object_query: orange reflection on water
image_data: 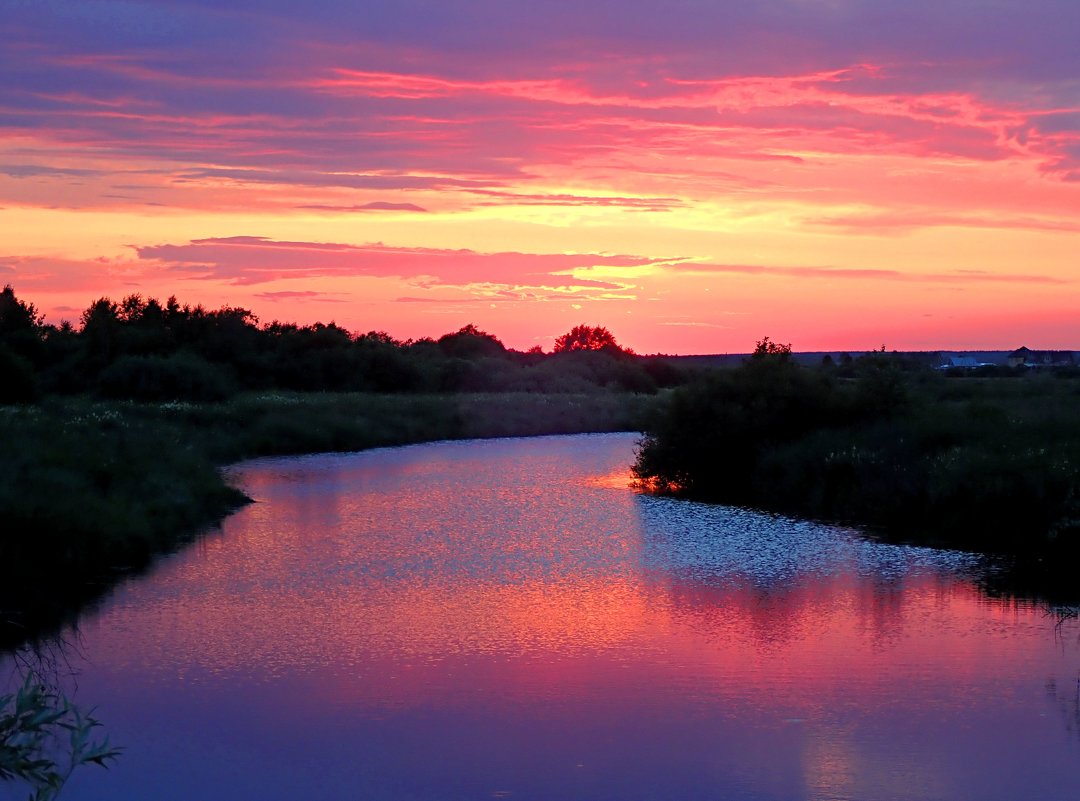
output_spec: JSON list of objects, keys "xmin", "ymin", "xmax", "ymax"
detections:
[
  {"xmin": 582, "ymin": 467, "xmax": 638, "ymax": 490},
  {"xmin": 95, "ymin": 508, "xmax": 1055, "ymax": 715},
  {"xmin": 66, "ymin": 434, "xmax": 1080, "ymax": 801}
]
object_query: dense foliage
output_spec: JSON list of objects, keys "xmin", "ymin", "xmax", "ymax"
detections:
[
  {"xmin": 552, "ymin": 324, "xmax": 627, "ymax": 354},
  {"xmin": 0, "ymin": 287, "xmax": 689, "ymax": 400},
  {"xmin": 634, "ymin": 342, "xmax": 1080, "ymax": 556}
]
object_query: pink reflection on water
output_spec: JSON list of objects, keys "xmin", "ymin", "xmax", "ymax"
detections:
[{"xmin": 59, "ymin": 434, "xmax": 1080, "ymax": 801}]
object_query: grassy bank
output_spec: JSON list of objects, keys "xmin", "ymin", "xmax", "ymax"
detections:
[
  {"xmin": 1, "ymin": 391, "xmax": 655, "ymax": 650},
  {"xmin": 634, "ymin": 354, "xmax": 1080, "ymax": 558}
]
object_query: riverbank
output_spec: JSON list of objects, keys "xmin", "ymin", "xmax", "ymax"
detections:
[
  {"xmin": 634, "ymin": 355, "xmax": 1080, "ymax": 559},
  {"xmin": 1, "ymin": 391, "xmax": 657, "ymax": 650}
]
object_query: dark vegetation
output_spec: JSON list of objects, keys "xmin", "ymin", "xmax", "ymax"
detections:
[
  {"xmin": 4, "ymin": 283, "xmax": 1078, "ymax": 644},
  {"xmin": 635, "ymin": 338, "xmax": 1080, "ymax": 563},
  {"xmin": 0, "ymin": 287, "xmax": 686, "ymax": 400},
  {"xmin": 0, "ymin": 286, "xmax": 674, "ymax": 651}
]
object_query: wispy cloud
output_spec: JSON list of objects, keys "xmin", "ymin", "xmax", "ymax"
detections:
[
  {"xmin": 253, "ymin": 290, "xmax": 348, "ymax": 302},
  {"xmin": 680, "ymin": 263, "xmax": 1071, "ymax": 285},
  {"xmin": 297, "ymin": 202, "xmax": 428, "ymax": 213},
  {"xmin": 803, "ymin": 210, "xmax": 1080, "ymax": 234},
  {"xmin": 0, "ymin": 164, "xmax": 105, "ymax": 179},
  {"xmin": 134, "ymin": 236, "xmax": 656, "ymax": 294},
  {"xmin": 464, "ymin": 189, "xmax": 684, "ymax": 211},
  {"xmin": 659, "ymin": 320, "xmax": 732, "ymax": 328}
]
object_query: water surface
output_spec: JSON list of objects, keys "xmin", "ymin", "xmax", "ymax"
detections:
[{"xmin": 6, "ymin": 433, "xmax": 1080, "ymax": 800}]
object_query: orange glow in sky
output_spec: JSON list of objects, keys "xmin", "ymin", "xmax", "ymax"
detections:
[{"xmin": 3, "ymin": 3, "xmax": 1078, "ymax": 352}]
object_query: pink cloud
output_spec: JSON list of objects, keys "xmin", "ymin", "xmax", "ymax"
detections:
[
  {"xmin": 134, "ymin": 236, "xmax": 663, "ymax": 288},
  {"xmin": 297, "ymin": 202, "xmax": 428, "ymax": 212},
  {"xmin": 7, "ymin": 52, "xmax": 1075, "ymax": 213},
  {"xmin": 174, "ymin": 168, "xmax": 497, "ymax": 191},
  {"xmin": 303, "ymin": 65, "xmax": 1034, "ymax": 165},
  {"xmin": 680, "ymin": 263, "xmax": 1070, "ymax": 285},
  {"xmin": 464, "ymin": 189, "xmax": 683, "ymax": 210},
  {"xmin": 802, "ymin": 210, "xmax": 1080, "ymax": 234},
  {"xmin": 0, "ymin": 255, "xmax": 149, "ymax": 293}
]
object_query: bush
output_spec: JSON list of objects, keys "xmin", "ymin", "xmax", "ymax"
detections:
[
  {"xmin": 634, "ymin": 356, "xmax": 845, "ymax": 497},
  {"xmin": 97, "ymin": 352, "xmax": 235, "ymax": 401},
  {"xmin": 0, "ymin": 343, "xmax": 38, "ymax": 404},
  {"xmin": 634, "ymin": 362, "xmax": 1080, "ymax": 555}
]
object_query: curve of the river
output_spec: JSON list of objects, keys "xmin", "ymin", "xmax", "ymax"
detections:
[{"xmin": 5, "ymin": 433, "xmax": 1080, "ymax": 801}]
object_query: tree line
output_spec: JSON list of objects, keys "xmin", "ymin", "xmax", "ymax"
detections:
[{"xmin": 0, "ymin": 287, "xmax": 689, "ymax": 403}]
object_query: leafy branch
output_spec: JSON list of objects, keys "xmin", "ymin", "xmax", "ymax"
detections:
[{"xmin": 0, "ymin": 674, "xmax": 121, "ymax": 800}]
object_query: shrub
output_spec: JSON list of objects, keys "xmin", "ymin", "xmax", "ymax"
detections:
[
  {"xmin": 0, "ymin": 343, "xmax": 39, "ymax": 404},
  {"xmin": 634, "ymin": 360, "xmax": 1080, "ymax": 555},
  {"xmin": 97, "ymin": 352, "xmax": 234, "ymax": 401}
]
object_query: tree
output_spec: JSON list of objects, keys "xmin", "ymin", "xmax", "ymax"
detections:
[
  {"xmin": 437, "ymin": 324, "xmax": 507, "ymax": 359},
  {"xmin": 552, "ymin": 324, "xmax": 628, "ymax": 355},
  {"xmin": 79, "ymin": 298, "xmax": 121, "ymax": 366},
  {"xmin": 634, "ymin": 339, "xmax": 838, "ymax": 499},
  {"xmin": 750, "ymin": 336, "xmax": 792, "ymax": 361},
  {"xmin": 0, "ymin": 285, "xmax": 45, "ymax": 366},
  {"xmin": 0, "ymin": 285, "xmax": 43, "ymax": 338}
]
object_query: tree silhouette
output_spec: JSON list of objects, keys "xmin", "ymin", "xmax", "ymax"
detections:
[
  {"xmin": 0, "ymin": 285, "xmax": 45, "ymax": 367},
  {"xmin": 80, "ymin": 297, "xmax": 121, "ymax": 365},
  {"xmin": 750, "ymin": 336, "xmax": 792, "ymax": 361},
  {"xmin": 437, "ymin": 324, "xmax": 507, "ymax": 359},
  {"xmin": 553, "ymin": 324, "xmax": 628, "ymax": 354},
  {"xmin": 0, "ymin": 287, "xmax": 691, "ymax": 398},
  {"xmin": 0, "ymin": 285, "xmax": 43, "ymax": 337}
]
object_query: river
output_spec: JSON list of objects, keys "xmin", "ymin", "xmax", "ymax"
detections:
[{"xmin": 4, "ymin": 433, "xmax": 1080, "ymax": 800}]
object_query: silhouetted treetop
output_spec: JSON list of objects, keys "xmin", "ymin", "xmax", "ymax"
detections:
[
  {"xmin": 750, "ymin": 336, "xmax": 792, "ymax": 361},
  {"xmin": 356, "ymin": 331, "xmax": 402, "ymax": 347},
  {"xmin": 553, "ymin": 324, "xmax": 630, "ymax": 355},
  {"xmin": 0, "ymin": 287, "xmax": 690, "ymax": 400},
  {"xmin": 437, "ymin": 324, "xmax": 507, "ymax": 359},
  {"xmin": 0, "ymin": 286, "xmax": 46, "ymax": 365},
  {"xmin": 0, "ymin": 285, "xmax": 43, "ymax": 336}
]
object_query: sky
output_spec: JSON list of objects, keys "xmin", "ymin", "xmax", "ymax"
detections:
[{"xmin": 2, "ymin": 0, "xmax": 1078, "ymax": 353}]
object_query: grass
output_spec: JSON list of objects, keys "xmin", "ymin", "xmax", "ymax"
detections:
[{"xmin": 1, "ymin": 391, "xmax": 657, "ymax": 651}]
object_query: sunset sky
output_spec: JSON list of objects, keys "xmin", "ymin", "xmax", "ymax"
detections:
[{"xmin": 3, "ymin": 0, "xmax": 1078, "ymax": 353}]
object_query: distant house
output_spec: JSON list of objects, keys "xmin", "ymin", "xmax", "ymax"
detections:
[
  {"xmin": 939, "ymin": 355, "xmax": 980, "ymax": 369},
  {"xmin": 1007, "ymin": 347, "xmax": 1032, "ymax": 367},
  {"xmin": 1008, "ymin": 347, "xmax": 1076, "ymax": 368}
]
